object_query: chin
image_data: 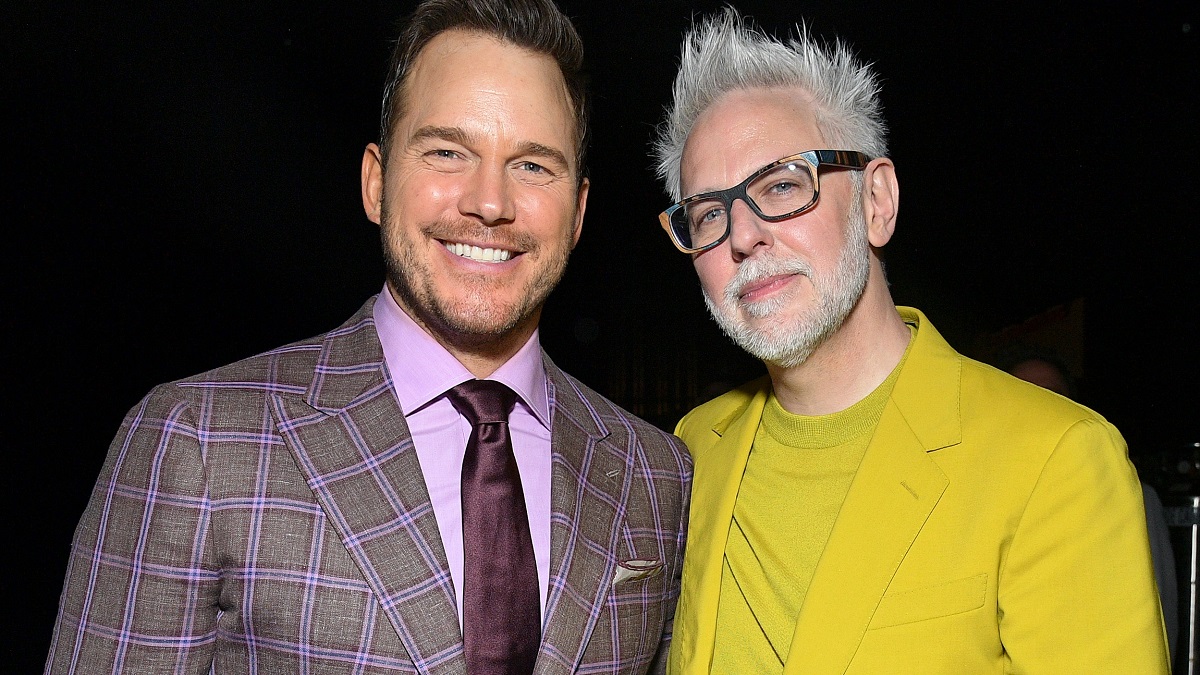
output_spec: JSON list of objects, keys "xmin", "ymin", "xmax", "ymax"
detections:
[
  {"xmin": 432, "ymin": 291, "xmax": 536, "ymax": 338},
  {"xmin": 443, "ymin": 307, "xmax": 524, "ymax": 337}
]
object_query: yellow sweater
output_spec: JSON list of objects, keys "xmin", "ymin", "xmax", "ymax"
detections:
[{"xmin": 712, "ymin": 337, "xmax": 910, "ymax": 673}]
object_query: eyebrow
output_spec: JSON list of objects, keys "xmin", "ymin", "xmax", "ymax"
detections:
[
  {"xmin": 410, "ymin": 125, "xmax": 473, "ymax": 147},
  {"xmin": 409, "ymin": 125, "xmax": 571, "ymax": 171},
  {"xmin": 515, "ymin": 141, "xmax": 570, "ymax": 171}
]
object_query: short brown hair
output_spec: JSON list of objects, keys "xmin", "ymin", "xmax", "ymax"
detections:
[{"xmin": 379, "ymin": 0, "xmax": 589, "ymax": 182}]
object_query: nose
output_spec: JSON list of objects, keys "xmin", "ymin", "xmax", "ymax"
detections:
[
  {"xmin": 458, "ymin": 162, "xmax": 515, "ymax": 226},
  {"xmin": 726, "ymin": 198, "xmax": 772, "ymax": 261}
]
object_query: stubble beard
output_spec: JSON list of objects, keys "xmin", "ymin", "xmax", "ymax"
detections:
[
  {"xmin": 381, "ymin": 207, "xmax": 573, "ymax": 350},
  {"xmin": 702, "ymin": 205, "xmax": 871, "ymax": 369}
]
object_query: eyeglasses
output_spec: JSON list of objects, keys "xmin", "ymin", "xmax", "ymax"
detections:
[{"xmin": 658, "ymin": 149, "xmax": 871, "ymax": 254}]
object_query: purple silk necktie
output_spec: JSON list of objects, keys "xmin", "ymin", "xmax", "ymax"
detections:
[{"xmin": 445, "ymin": 380, "xmax": 540, "ymax": 675}]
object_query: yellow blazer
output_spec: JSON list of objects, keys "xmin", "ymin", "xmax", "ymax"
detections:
[{"xmin": 668, "ymin": 307, "xmax": 1168, "ymax": 674}]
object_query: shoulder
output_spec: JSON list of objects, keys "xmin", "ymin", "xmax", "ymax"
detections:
[
  {"xmin": 118, "ymin": 336, "xmax": 325, "ymax": 447},
  {"xmin": 174, "ymin": 333, "xmax": 327, "ymax": 395},
  {"xmin": 138, "ymin": 300, "xmax": 379, "ymax": 419},
  {"xmin": 958, "ymin": 355, "xmax": 1116, "ymax": 438},
  {"xmin": 676, "ymin": 375, "xmax": 771, "ymax": 446},
  {"xmin": 913, "ymin": 353, "xmax": 1131, "ymax": 496},
  {"xmin": 552, "ymin": 367, "xmax": 690, "ymax": 468},
  {"xmin": 900, "ymin": 306, "xmax": 1120, "ymax": 450}
]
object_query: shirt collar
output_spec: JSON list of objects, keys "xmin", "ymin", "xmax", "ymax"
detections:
[{"xmin": 373, "ymin": 286, "xmax": 551, "ymax": 429}]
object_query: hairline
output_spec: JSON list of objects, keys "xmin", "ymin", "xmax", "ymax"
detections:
[{"xmin": 380, "ymin": 4, "xmax": 589, "ymax": 187}]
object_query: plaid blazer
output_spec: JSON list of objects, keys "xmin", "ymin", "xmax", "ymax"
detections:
[{"xmin": 47, "ymin": 298, "xmax": 692, "ymax": 674}]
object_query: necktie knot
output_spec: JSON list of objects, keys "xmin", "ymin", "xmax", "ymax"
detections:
[{"xmin": 446, "ymin": 380, "xmax": 517, "ymax": 426}]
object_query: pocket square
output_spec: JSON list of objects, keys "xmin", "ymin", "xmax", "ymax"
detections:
[{"xmin": 612, "ymin": 559, "xmax": 662, "ymax": 585}]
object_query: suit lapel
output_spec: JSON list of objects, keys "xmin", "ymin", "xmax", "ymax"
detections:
[
  {"xmin": 672, "ymin": 385, "xmax": 770, "ymax": 675},
  {"xmin": 782, "ymin": 400, "xmax": 948, "ymax": 674},
  {"xmin": 535, "ymin": 359, "xmax": 626, "ymax": 675},
  {"xmin": 783, "ymin": 309, "xmax": 958, "ymax": 675},
  {"xmin": 272, "ymin": 301, "xmax": 465, "ymax": 675}
]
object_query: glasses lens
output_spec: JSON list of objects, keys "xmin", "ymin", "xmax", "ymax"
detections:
[
  {"xmin": 746, "ymin": 160, "xmax": 816, "ymax": 218},
  {"xmin": 671, "ymin": 197, "xmax": 728, "ymax": 251}
]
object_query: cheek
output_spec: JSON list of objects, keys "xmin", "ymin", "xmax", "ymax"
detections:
[
  {"xmin": 520, "ymin": 192, "xmax": 578, "ymax": 240},
  {"xmin": 779, "ymin": 218, "xmax": 844, "ymax": 263},
  {"xmin": 419, "ymin": 181, "xmax": 458, "ymax": 210},
  {"xmin": 391, "ymin": 171, "xmax": 458, "ymax": 211},
  {"xmin": 815, "ymin": 231, "xmax": 854, "ymax": 269},
  {"xmin": 693, "ymin": 254, "xmax": 729, "ymax": 295}
]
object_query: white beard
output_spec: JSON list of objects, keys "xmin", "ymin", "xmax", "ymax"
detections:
[{"xmin": 702, "ymin": 206, "xmax": 871, "ymax": 368}]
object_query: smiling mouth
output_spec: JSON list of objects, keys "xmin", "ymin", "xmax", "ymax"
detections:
[{"xmin": 441, "ymin": 240, "xmax": 516, "ymax": 263}]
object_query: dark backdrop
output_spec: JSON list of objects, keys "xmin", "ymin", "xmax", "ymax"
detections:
[{"xmin": 5, "ymin": 1, "xmax": 1197, "ymax": 669}]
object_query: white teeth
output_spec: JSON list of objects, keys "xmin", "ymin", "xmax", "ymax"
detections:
[{"xmin": 443, "ymin": 241, "xmax": 513, "ymax": 263}]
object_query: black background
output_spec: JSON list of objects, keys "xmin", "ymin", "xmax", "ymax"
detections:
[{"xmin": 5, "ymin": 1, "xmax": 1197, "ymax": 669}]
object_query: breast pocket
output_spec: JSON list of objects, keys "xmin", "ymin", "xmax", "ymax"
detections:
[
  {"xmin": 868, "ymin": 573, "xmax": 988, "ymax": 630},
  {"xmin": 578, "ymin": 558, "xmax": 669, "ymax": 672}
]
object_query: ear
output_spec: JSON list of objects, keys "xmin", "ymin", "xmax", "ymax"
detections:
[
  {"xmin": 570, "ymin": 177, "xmax": 589, "ymax": 248},
  {"xmin": 862, "ymin": 157, "xmax": 899, "ymax": 248},
  {"xmin": 361, "ymin": 143, "xmax": 385, "ymax": 225}
]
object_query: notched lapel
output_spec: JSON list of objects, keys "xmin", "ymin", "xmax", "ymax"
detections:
[
  {"xmin": 672, "ymin": 385, "xmax": 768, "ymax": 675},
  {"xmin": 536, "ymin": 363, "xmax": 627, "ymax": 675},
  {"xmin": 273, "ymin": 307, "xmax": 465, "ymax": 675},
  {"xmin": 784, "ymin": 399, "xmax": 948, "ymax": 675}
]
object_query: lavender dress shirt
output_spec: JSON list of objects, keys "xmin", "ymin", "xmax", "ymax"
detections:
[{"xmin": 373, "ymin": 287, "xmax": 553, "ymax": 628}]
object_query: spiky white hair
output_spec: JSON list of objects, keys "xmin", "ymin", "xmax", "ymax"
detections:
[{"xmin": 654, "ymin": 7, "xmax": 888, "ymax": 200}]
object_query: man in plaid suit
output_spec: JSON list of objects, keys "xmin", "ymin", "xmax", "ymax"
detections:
[{"xmin": 46, "ymin": 1, "xmax": 691, "ymax": 673}]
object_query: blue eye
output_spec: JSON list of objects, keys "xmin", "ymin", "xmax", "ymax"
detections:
[{"xmin": 690, "ymin": 205, "xmax": 725, "ymax": 230}]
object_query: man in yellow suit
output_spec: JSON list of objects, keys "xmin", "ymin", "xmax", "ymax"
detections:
[{"xmin": 653, "ymin": 8, "xmax": 1169, "ymax": 674}]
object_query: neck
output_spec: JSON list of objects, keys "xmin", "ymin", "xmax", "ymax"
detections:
[
  {"xmin": 443, "ymin": 331, "xmax": 534, "ymax": 379},
  {"xmin": 386, "ymin": 285, "xmax": 537, "ymax": 379},
  {"xmin": 767, "ymin": 276, "xmax": 910, "ymax": 416}
]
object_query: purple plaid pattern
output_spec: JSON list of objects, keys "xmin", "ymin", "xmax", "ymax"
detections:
[{"xmin": 46, "ymin": 298, "xmax": 692, "ymax": 675}]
